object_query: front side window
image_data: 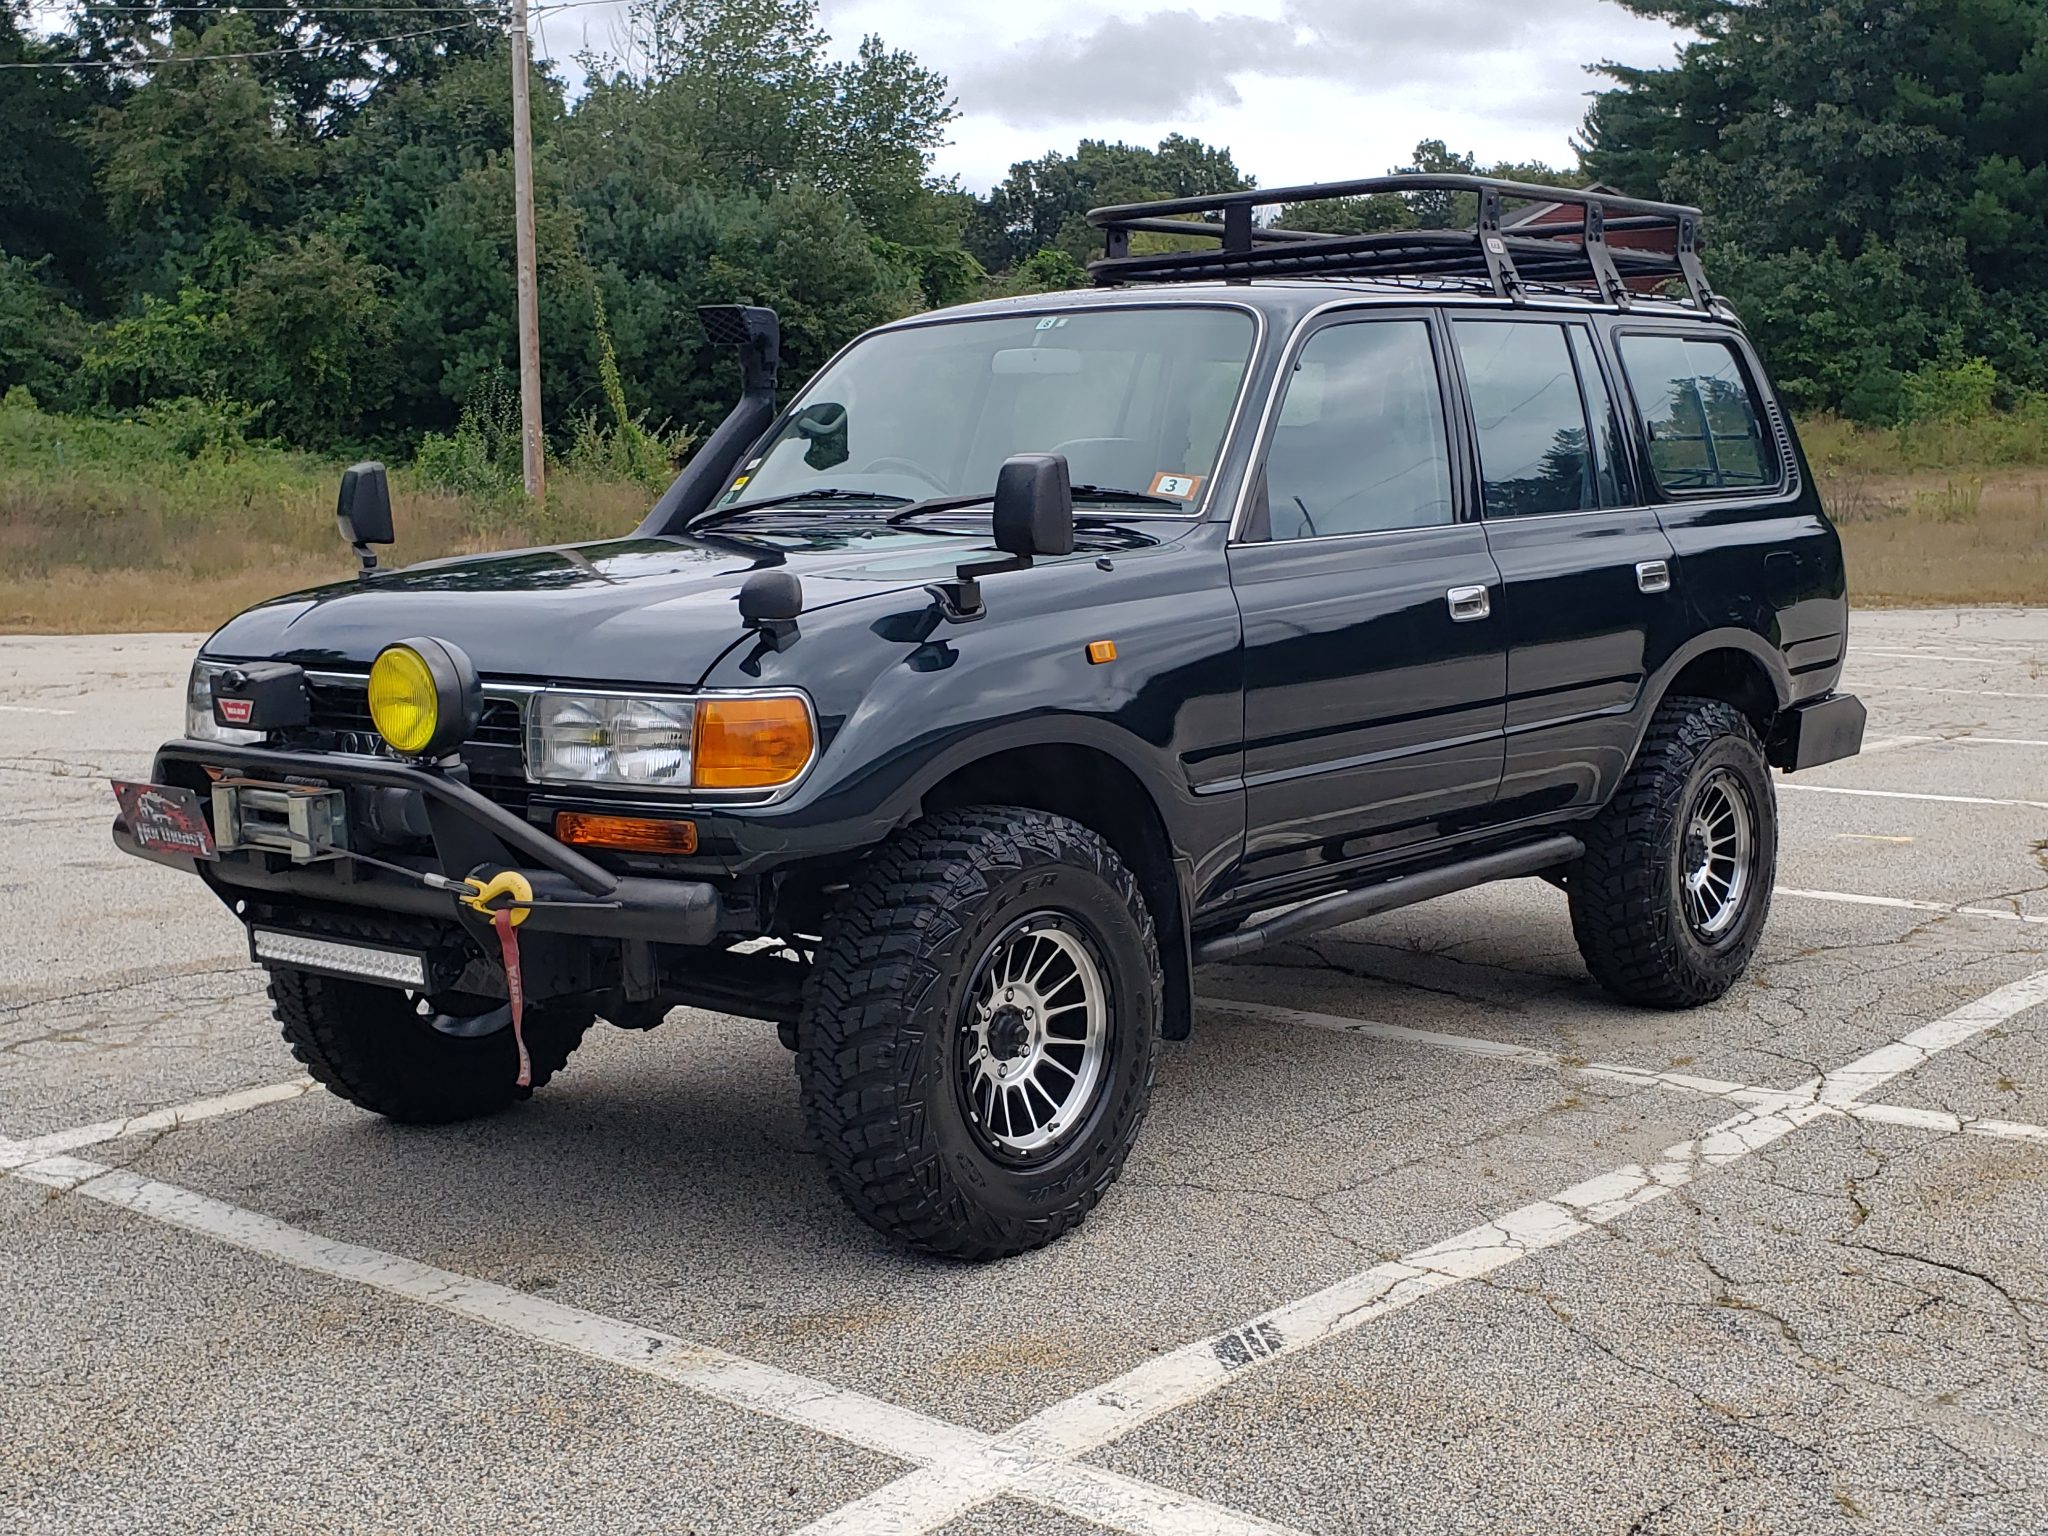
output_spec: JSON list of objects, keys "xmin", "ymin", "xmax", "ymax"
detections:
[
  {"xmin": 1454, "ymin": 320, "xmax": 1595, "ymax": 518},
  {"xmin": 1261, "ymin": 319, "xmax": 1454, "ymax": 541},
  {"xmin": 726, "ymin": 307, "xmax": 1257, "ymax": 513},
  {"xmin": 1619, "ymin": 334, "xmax": 1774, "ymax": 493}
]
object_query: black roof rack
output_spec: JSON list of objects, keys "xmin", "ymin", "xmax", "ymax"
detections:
[{"xmin": 1085, "ymin": 174, "xmax": 1714, "ymax": 311}]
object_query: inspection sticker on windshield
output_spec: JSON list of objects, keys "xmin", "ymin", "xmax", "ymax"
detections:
[{"xmin": 1148, "ymin": 472, "xmax": 1204, "ymax": 501}]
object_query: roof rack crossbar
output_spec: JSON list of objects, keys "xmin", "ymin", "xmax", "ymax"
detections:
[{"xmin": 1085, "ymin": 173, "xmax": 1713, "ymax": 310}]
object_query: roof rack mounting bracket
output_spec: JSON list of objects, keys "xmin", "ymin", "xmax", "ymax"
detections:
[
  {"xmin": 1476, "ymin": 186, "xmax": 1527, "ymax": 305},
  {"xmin": 1675, "ymin": 213, "xmax": 1715, "ymax": 311},
  {"xmin": 1582, "ymin": 201, "xmax": 1631, "ymax": 310}
]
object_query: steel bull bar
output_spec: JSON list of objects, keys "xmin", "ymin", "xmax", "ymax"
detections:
[{"xmin": 116, "ymin": 740, "xmax": 723, "ymax": 945}]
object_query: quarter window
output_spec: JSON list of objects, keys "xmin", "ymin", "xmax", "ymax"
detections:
[
  {"xmin": 1261, "ymin": 320, "xmax": 1454, "ymax": 541},
  {"xmin": 1619, "ymin": 335, "xmax": 1774, "ymax": 493},
  {"xmin": 1453, "ymin": 320, "xmax": 1595, "ymax": 518}
]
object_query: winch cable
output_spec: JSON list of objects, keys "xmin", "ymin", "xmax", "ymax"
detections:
[{"xmin": 240, "ymin": 828, "xmax": 613, "ymax": 1088}]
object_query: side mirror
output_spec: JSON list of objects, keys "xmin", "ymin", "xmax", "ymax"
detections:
[
  {"xmin": 736, "ymin": 569, "xmax": 803, "ymax": 651},
  {"xmin": 992, "ymin": 453, "xmax": 1075, "ymax": 558},
  {"xmin": 337, "ymin": 461, "xmax": 394, "ymax": 575}
]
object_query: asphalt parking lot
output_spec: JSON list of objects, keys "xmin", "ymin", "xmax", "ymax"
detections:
[{"xmin": 3, "ymin": 609, "xmax": 2045, "ymax": 1536}]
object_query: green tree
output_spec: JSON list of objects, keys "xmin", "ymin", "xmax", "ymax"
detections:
[
  {"xmin": 1581, "ymin": 0, "xmax": 2048, "ymax": 410},
  {"xmin": 967, "ymin": 135, "xmax": 1252, "ymax": 271},
  {"xmin": 226, "ymin": 233, "xmax": 399, "ymax": 446},
  {"xmin": 0, "ymin": 2, "xmax": 108, "ymax": 301},
  {"xmin": 84, "ymin": 17, "xmax": 304, "ymax": 294}
]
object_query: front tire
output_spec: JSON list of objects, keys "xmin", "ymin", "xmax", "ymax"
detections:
[
  {"xmin": 797, "ymin": 808, "xmax": 1162, "ymax": 1260},
  {"xmin": 1569, "ymin": 696, "xmax": 1778, "ymax": 1009},
  {"xmin": 270, "ymin": 968, "xmax": 592, "ymax": 1125}
]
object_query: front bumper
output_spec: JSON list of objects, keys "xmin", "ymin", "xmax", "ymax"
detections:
[{"xmin": 113, "ymin": 739, "xmax": 725, "ymax": 947}]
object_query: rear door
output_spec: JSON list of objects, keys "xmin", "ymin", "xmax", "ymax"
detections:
[
  {"xmin": 1450, "ymin": 316, "xmax": 1682, "ymax": 819},
  {"xmin": 1228, "ymin": 310, "xmax": 1507, "ymax": 892},
  {"xmin": 1611, "ymin": 328, "xmax": 1844, "ymax": 685}
]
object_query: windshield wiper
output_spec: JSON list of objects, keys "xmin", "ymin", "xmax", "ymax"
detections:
[
  {"xmin": 888, "ymin": 484, "xmax": 1187, "ymax": 528},
  {"xmin": 885, "ymin": 492, "xmax": 999, "ymax": 525},
  {"xmin": 692, "ymin": 488, "xmax": 913, "ymax": 529},
  {"xmin": 1069, "ymin": 483, "xmax": 1190, "ymax": 509}
]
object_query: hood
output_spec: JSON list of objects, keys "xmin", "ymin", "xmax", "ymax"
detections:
[{"xmin": 202, "ymin": 519, "xmax": 1156, "ymax": 685}]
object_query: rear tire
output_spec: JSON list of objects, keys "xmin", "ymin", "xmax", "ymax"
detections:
[
  {"xmin": 796, "ymin": 807, "xmax": 1161, "ymax": 1261},
  {"xmin": 269, "ymin": 968, "xmax": 592, "ymax": 1124},
  {"xmin": 1569, "ymin": 696, "xmax": 1777, "ymax": 1009}
]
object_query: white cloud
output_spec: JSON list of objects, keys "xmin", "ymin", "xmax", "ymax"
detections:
[{"xmin": 537, "ymin": 0, "xmax": 1687, "ymax": 194}]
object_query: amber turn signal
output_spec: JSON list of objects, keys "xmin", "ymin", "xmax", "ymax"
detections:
[
  {"xmin": 1086, "ymin": 639, "xmax": 1117, "ymax": 664},
  {"xmin": 692, "ymin": 696, "xmax": 814, "ymax": 789},
  {"xmin": 553, "ymin": 811, "xmax": 699, "ymax": 855}
]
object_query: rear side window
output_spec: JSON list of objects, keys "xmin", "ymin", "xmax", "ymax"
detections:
[
  {"xmin": 1453, "ymin": 320, "xmax": 1594, "ymax": 517},
  {"xmin": 1619, "ymin": 335, "xmax": 1774, "ymax": 494}
]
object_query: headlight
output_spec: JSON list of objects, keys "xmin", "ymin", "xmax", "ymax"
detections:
[
  {"xmin": 368, "ymin": 638, "xmax": 478, "ymax": 758},
  {"xmin": 528, "ymin": 690, "xmax": 814, "ymax": 792},
  {"xmin": 186, "ymin": 660, "xmax": 264, "ymax": 744}
]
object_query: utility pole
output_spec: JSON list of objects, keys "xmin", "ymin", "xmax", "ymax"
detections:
[{"xmin": 509, "ymin": 0, "xmax": 545, "ymax": 500}]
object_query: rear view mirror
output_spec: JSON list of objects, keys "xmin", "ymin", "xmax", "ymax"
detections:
[
  {"xmin": 793, "ymin": 402, "xmax": 849, "ymax": 471},
  {"xmin": 993, "ymin": 453, "xmax": 1075, "ymax": 559},
  {"xmin": 336, "ymin": 461, "xmax": 394, "ymax": 575}
]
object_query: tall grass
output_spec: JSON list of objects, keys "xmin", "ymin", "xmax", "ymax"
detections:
[{"xmin": 0, "ymin": 392, "xmax": 649, "ymax": 632}]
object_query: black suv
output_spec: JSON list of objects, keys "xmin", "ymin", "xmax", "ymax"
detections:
[{"xmin": 114, "ymin": 176, "xmax": 1864, "ymax": 1260}]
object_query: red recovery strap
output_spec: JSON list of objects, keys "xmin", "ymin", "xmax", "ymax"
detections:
[{"xmin": 491, "ymin": 906, "xmax": 531, "ymax": 1089}]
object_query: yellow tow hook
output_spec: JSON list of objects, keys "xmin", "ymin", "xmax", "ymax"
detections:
[
  {"xmin": 461, "ymin": 869, "xmax": 535, "ymax": 1086},
  {"xmin": 461, "ymin": 868, "xmax": 534, "ymax": 925}
]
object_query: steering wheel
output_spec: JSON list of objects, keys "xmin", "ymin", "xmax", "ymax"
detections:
[{"xmin": 859, "ymin": 456, "xmax": 949, "ymax": 492}]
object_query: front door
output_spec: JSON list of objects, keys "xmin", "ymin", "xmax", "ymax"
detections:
[{"xmin": 1228, "ymin": 312, "xmax": 1507, "ymax": 894}]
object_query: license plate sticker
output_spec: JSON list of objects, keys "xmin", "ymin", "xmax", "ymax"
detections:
[{"xmin": 111, "ymin": 780, "xmax": 217, "ymax": 860}]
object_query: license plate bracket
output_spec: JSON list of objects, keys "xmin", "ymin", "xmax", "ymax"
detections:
[
  {"xmin": 212, "ymin": 777, "xmax": 350, "ymax": 863},
  {"xmin": 111, "ymin": 780, "xmax": 217, "ymax": 860}
]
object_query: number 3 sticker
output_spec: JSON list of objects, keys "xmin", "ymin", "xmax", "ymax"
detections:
[{"xmin": 1148, "ymin": 472, "xmax": 1203, "ymax": 500}]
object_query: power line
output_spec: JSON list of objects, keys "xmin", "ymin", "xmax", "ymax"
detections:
[
  {"xmin": 0, "ymin": 0, "xmax": 616, "ymax": 67},
  {"xmin": 34, "ymin": 4, "xmax": 507, "ymax": 14},
  {"xmin": 0, "ymin": 18, "xmax": 492, "ymax": 65}
]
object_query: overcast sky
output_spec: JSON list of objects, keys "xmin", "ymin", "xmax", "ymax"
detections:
[{"xmin": 535, "ymin": 0, "xmax": 1688, "ymax": 193}]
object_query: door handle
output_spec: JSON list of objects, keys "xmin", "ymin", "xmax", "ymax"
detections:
[
  {"xmin": 1636, "ymin": 559, "xmax": 1672, "ymax": 594},
  {"xmin": 1446, "ymin": 585, "xmax": 1491, "ymax": 622}
]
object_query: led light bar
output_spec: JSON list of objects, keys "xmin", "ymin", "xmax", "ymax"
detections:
[{"xmin": 250, "ymin": 929, "xmax": 428, "ymax": 990}]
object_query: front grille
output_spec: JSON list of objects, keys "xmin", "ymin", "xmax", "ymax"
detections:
[{"xmin": 301, "ymin": 674, "xmax": 531, "ymax": 815}]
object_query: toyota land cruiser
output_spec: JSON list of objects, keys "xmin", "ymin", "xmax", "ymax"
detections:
[{"xmin": 112, "ymin": 175, "xmax": 1865, "ymax": 1259}]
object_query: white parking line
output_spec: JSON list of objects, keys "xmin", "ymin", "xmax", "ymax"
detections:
[
  {"xmin": 1781, "ymin": 783, "xmax": 2048, "ymax": 811},
  {"xmin": 0, "ymin": 702, "xmax": 77, "ymax": 716},
  {"xmin": 0, "ymin": 1078, "xmax": 317, "ymax": 1169},
  {"xmin": 5, "ymin": 1149, "xmax": 1299, "ymax": 1536},
  {"xmin": 1860, "ymin": 682, "xmax": 2047, "ymax": 701},
  {"xmin": 1854, "ymin": 649, "xmax": 2043, "ymax": 666},
  {"xmin": 1775, "ymin": 887, "xmax": 2048, "ymax": 928},
  {"xmin": 1845, "ymin": 1103, "xmax": 2048, "ymax": 1146},
  {"xmin": 803, "ymin": 970, "xmax": 2048, "ymax": 1535},
  {"xmin": 1202, "ymin": 998, "xmax": 1785, "ymax": 1108}
]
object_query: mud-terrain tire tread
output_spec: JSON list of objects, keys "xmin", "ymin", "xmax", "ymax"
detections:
[
  {"xmin": 797, "ymin": 807, "xmax": 1161, "ymax": 1261},
  {"xmin": 1568, "ymin": 695, "xmax": 1776, "ymax": 1010},
  {"xmin": 270, "ymin": 968, "xmax": 591, "ymax": 1124}
]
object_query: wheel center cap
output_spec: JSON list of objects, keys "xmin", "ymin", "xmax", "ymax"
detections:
[
  {"xmin": 986, "ymin": 1006, "xmax": 1032, "ymax": 1061},
  {"xmin": 1683, "ymin": 823, "xmax": 1710, "ymax": 874}
]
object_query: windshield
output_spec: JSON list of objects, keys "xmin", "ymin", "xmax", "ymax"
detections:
[{"xmin": 719, "ymin": 306, "xmax": 1257, "ymax": 515}]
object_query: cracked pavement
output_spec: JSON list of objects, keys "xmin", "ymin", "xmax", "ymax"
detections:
[{"xmin": 3, "ymin": 610, "xmax": 2046, "ymax": 1535}]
